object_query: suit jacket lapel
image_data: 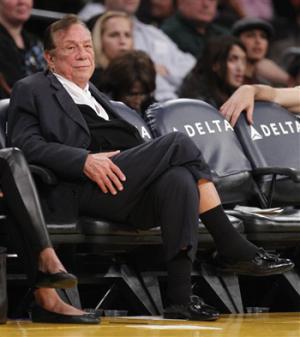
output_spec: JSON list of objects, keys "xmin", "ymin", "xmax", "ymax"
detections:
[{"xmin": 47, "ymin": 71, "xmax": 90, "ymax": 136}]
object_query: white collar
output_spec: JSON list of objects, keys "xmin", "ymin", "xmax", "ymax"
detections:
[{"xmin": 53, "ymin": 73, "xmax": 109, "ymax": 120}]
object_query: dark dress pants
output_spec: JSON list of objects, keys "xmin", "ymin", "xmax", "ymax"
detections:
[{"xmin": 79, "ymin": 133, "xmax": 212, "ymax": 261}]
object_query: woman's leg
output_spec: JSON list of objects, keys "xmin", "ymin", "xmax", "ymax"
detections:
[
  {"xmin": 0, "ymin": 148, "xmax": 52, "ymax": 280},
  {"xmin": 0, "ymin": 149, "xmax": 85, "ymax": 316},
  {"xmin": 198, "ymin": 179, "xmax": 259, "ymax": 260}
]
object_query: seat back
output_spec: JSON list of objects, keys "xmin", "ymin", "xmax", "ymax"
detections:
[
  {"xmin": 235, "ymin": 102, "xmax": 300, "ymax": 205},
  {"xmin": 0, "ymin": 99, "xmax": 9, "ymax": 148},
  {"xmin": 146, "ymin": 99, "xmax": 258, "ymax": 205},
  {"xmin": 110, "ymin": 100, "xmax": 153, "ymax": 141},
  {"xmin": 235, "ymin": 102, "xmax": 300, "ymax": 169}
]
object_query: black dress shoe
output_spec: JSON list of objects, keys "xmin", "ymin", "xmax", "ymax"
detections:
[
  {"xmin": 35, "ymin": 270, "xmax": 78, "ymax": 289},
  {"xmin": 163, "ymin": 295, "xmax": 220, "ymax": 321},
  {"xmin": 30, "ymin": 305, "xmax": 100, "ymax": 324},
  {"xmin": 212, "ymin": 248, "xmax": 295, "ymax": 276}
]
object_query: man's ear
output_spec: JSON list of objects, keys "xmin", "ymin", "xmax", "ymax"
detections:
[{"xmin": 44, "ymin": 51, "xmax": 54, "ymax": 69}]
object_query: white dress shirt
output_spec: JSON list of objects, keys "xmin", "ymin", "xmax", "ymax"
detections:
[{"xmin": 54, "ymin": 73, "xmax": 109, "ymax": 120}]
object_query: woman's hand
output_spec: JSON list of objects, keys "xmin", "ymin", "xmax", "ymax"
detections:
[{"xmin": 220, "ymin": 85, "xmax": 256, "ymax": 126}]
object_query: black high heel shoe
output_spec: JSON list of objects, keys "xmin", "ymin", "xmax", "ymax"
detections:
[{"xmin": 35, "ymin": 270, "xmax": 78, "ymax": 289}]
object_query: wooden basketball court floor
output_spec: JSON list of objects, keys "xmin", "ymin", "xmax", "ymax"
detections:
[{"xmin": 1, "ymin": 313, "xmax": 300, "ymax": 337}]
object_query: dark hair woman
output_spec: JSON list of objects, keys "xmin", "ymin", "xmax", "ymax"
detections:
[
  {"xmin": 179, "ymin": 36, "xmax": 247, "ymax": 108},
  {"xmin": 100, "ymin": 50, "xmax": 156, "ymax": 116}
]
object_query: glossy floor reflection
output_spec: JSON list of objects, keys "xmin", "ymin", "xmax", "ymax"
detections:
[{"xmin": 1, "ymin": 313, "xmax": 300, "ymax": 337}]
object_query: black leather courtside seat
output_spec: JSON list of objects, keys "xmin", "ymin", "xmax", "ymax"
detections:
[{"xmin": 235, "ymin": 101, "xmax": 300, "ymax": 206}]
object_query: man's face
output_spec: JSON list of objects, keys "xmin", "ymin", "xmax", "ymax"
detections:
[
  {"xmin": 178, "ymin": 0, "xmax": 217, "ymax": 25},
  {"xmin": 45, "ymin": 24, "xmax": 95, "ymax": 88},
  {"xmin": 0, "ymin": 0, "xmax": 32, "ymax": 25},
  {"xmin": 105, "ymin": 0, "xmax": 140, "ymax": 15},
  {"xmin": 239, "ymin": 29, "xmax": 268, "ymax": 62}
]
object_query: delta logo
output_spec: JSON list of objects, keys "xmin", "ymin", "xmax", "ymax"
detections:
[
  {"xmin": 172, "ymin": 119, "xmax": 234, "ymax": 137},
  {"xmin": 250, "ymin": 120, "xmax": 300, "ymax": 141}
]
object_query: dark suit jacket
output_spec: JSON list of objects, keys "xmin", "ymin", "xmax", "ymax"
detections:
[
  {"xmin": 7, "ymin": 70, "xmax": 143, "ymax": 221},
  {"xmin": 8, "ymin": 70, "xmax": 142, "ymax": 180}
]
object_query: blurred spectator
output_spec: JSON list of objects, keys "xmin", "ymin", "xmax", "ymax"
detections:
[
  {"xmin": 0, "ymin": 0, "xmax": 46, "ymax": 98},
  {"xmin": 137, "ymin": 0, "xmax": 176, "ymax": 26},
  {"xmin": 286, "ymin": 52, "xmax": 300, "ymax": 87},
  {"xmin": 216, "ymin": 0, "xmax": 273, "ymax": 29},
  {"xmin": 89, "ymin": 0, "xmax": 196, "ymax": 101},
  {"xmin": 161, "ymin": 0, "xmax": 229, "ymax": 58},
  {"xmin": 232, "ymin": 17, "xmax": 289, "ymax": 86},
  {"xmin": 79, "ymin": 0, "xmax": 105, "ymax": 21},
  {"xmin": 231, "ymin": 0, "xmax": 273, "ymax": 20},
  {"xmin": 91, "ymin": 11, "xmax": 133, "ymax": 78},
  {"xmin": 269, "ymin": 0, "xmax": 300, "ymax": 64},
  {"xmin": 100, "ymin": 50, "xmax": 156, "ymax": 116},
  {"xmin": 179, "ymin": 36, "xmax": 247, "ymax": 108},
  {"xmin": 33, "ymin": 0, "xmax": 84, "ymax": 13}
]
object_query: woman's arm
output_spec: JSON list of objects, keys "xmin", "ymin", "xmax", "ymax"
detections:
[{"xmin": 220, "ymin": 84, "xmax": 300, "ymax": 126}]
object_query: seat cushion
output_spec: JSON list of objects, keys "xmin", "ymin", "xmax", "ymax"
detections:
[
  {"xmin": 228, "ymin": 208, "xmax": 300, "ymax": 232},
  {"xmin": 79, "ymin": 215, "xmax": 244, "ymax": 236}
]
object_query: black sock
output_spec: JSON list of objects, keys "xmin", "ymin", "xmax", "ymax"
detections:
[
  {"xmin": 166, "ymin": 251, "xmax": 192, "ymax": 306},
  {"xmin": 200, "ymin": 205, "xmax": 258, "ymax": 261}
]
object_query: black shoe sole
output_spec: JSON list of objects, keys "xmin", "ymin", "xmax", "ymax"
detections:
[
  {"xmin": 35, "ymin": 278, "xmax": 78, "ymax": 289},
  {"xmin": 30, "ymin": 306, "xmax": 100, "ymax": 324},
  {"xmin": 163, "ymin": 313, "xmax": 220, "ymax": 321},
  {"xmin": 35, "ymin": 271, "xmax": 78, "ymax": 289},
  {"xmin": 216, "ymin": 263, "xmax": 294, "ymax": 277}
]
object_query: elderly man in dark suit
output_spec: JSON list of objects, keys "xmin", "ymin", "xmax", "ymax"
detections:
[{"xmin": 7, "ymin": 15, "xmax": 294, "ymax": 321}]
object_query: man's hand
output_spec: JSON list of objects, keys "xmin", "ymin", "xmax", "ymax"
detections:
[
  {"xmin": 220, "ymin": 85, "xmax": 256, "ymax": 126},
  {"xmin": 83, "ymin": 151, "xmax": 126, "ymax": 195}
]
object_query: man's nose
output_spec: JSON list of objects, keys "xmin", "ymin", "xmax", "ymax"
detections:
[{"xmin": 77, "ymin": 45, "xmax": 88, "ymax": 58}]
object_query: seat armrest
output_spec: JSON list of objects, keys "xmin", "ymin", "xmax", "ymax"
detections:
[
  {"xmin": 253, "ymin": 167, "xmax": 300, "ymax": 182},
  {"xmin": 29, "ymin": 164, "xmax": 58, "ymax": 185}
]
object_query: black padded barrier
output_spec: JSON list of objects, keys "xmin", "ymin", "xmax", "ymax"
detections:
[{"xmin": 235, "ymin": 101, "xmax": 300, "ymax": 206}]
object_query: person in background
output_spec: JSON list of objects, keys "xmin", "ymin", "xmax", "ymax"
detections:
[
  {"xmin": 220, "ymin": 84, "xmax": 300, "ymax": 126},
  {"xmin": 232, "ymin": 17, "xmax": 289, "ymax": 86},
  {"xmin": 228, "ymin": 0, "xmax": 273, "ymax": 20},
  {"xmin": 161, "ymin": 0, "xmax": 229, "ymax": 59},
  {"xmin": 138, "ymin": 0, "xmax": 176, "ymax": 27},
  {"xmin": 0, "ymin": 0, "xmax": 46, "ymax": 98},
  {"xmin": 89, "ymin": 0, "xmax": 196, "ymax": 101},
  {"xmin": 0, "ymin": 149, "xmax": 99, "ymax": 324},
  {"xmin": 79, "ymin": 0, "xmax": 105, "ymax": 21},
  {"xmin": 100, "ymin": 50, "xmax": 156, "ymax": 116},
  {"xmin": 269, "ymin": 0, "xmax": 300, "ymax": 65},
  {"xmin": 287, "ymin": 54, "xmax": 300, "ymax": 87},
  {"xmin": 179, "ymin": 36, "xmax": 246, "ymax": 108},
  {"xmin": 91, "ymin": 11, "xmax": 133, "ymax": 84}
]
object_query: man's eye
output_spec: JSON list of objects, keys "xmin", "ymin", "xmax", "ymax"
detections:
[{"xmin": 67, "ymin": 46, "xmax": 75, "ymax": 50}]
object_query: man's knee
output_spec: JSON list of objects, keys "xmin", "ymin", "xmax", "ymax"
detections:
[{"xmin": 159, "ymin": 166, "xmax": 198, "ymax": 193}]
